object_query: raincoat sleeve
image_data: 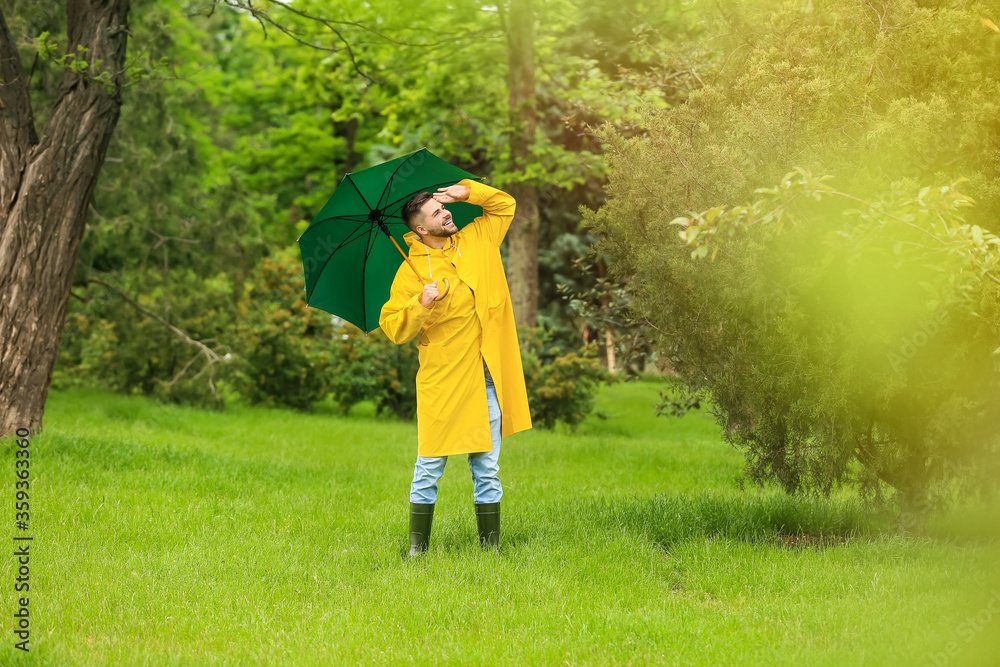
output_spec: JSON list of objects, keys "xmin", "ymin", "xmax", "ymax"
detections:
[
  {"xmin": 458, "ymin": 178, "xmax": 516, "ymax": 246},
  {"xmin": 378, "ymin": 272, "xmax": 434, "ymax": 344}
]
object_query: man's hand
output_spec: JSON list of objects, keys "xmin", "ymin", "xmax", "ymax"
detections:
[
  {"xmin": 433, "ymin": 183, "xmax": 470, "ymax": 204},
  {"xmin": 420, "ymin": 280, "xmax": 440, "ymax": 308}
]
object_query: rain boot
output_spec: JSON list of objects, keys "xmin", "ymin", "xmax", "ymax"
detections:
[
  {"xmin": 475, "ymin": 502, "xmax": 500, "ymax": 549},
  {"xmin": 408, "ymin": 502, "xmax": 434, "ymax": 556}
]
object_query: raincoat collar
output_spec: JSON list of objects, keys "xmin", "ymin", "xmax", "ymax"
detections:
[{"xmin": 402, "ymin": 230, "xmax": 463, "ymax": 281}]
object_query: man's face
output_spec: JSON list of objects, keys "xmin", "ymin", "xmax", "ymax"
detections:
[{"xmin": 416, "ymin": 198, "xmax": 458, "ymax": 238}]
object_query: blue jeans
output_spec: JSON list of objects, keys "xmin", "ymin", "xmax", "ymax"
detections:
[{"xmin": 410, "ymin": 365, "xmax": 503, "ymax": 504}]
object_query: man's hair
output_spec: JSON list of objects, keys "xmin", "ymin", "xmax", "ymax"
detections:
[{"xmin": 401, "ymin": 192, "xmax": 434, "ymax": 232}]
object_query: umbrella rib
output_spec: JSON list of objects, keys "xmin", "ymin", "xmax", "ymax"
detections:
[
  {"xmin": 305, "ymin": 220, "xmax": 372, "ymax": 294},
  {"xmin": 377, "ymin": 149, "xmax": 424, "ymax": 212},
  {"xmin": 360, "ymin": 219, "xmax": 377, "ymax": 332},
  {"xmin": 326, "ymin": 214, "xmax": 374, "ymax": 222},
  {"xmin": 306, "ymin": 214, "xmax": 375, "ymax": 230},
  {"xmin": 346, "ymin": 174, "xmax": 375, "ymax": 212},
  {"xmin": 299, "ymin": 171, "xmax": 372, "ymax": 242},
  {"xmin": 331, "ymin": 221, "xmax": 372, "ymax": 253},
  {"xmin": 298, "ymin": 213, "xmax": 373, "ymax": 242}
]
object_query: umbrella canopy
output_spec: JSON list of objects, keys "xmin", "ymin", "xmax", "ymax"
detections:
[{"xmin": 297, "ymin": 148, "xmax": 483, "ymax": 332}]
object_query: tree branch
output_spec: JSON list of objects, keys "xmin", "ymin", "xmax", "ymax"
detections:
[
  {"xmin": 825, "ymin": 188, "xmax": 1000, "ymax": 287},
  {"xmin": 220, "ymin": 0, "xmax": 377, "ymax": 84},
  {"xmin": 257, "ymin": 0, "xmax": 489, "ymax": 49},
  {"xmin": 86, "ymin": 278, "xmax": 222, "ymax": 364},
  {"xmin": 204, "ymin": 0, "xmax": 500, "ymax": 84},
  {"xmin": 144, "ymin": 227, "xmax": 199, "ymax": 249}
]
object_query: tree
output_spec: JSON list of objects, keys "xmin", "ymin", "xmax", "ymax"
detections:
[
  {"xmin": 0, "ymin": 0, "xmax": 131, "ymax": 437},
  {"xmin": 586, "ymin": 0, "xmax": 1000, "ymax": 523}
]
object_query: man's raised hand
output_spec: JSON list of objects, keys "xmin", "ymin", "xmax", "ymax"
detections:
[{"xmin": 433, "ymin": 183, "xmax": 470, "ymax": 204}]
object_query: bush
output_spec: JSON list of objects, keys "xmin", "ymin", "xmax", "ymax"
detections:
[
  {"xmin": 55, "ymin": 269, "xmax": 240, "ymax": 409},
  {"xmin": 56, "ymin": 250, "xmax": 336, "ymax": 411},
  {"xmin": 329, "ymin": 324, "xmax": 418, "ymax": 419},
  {"xmin": 592, "ymin": 165, "xmax": 1000, "ymax": 524},
  {"xmin": 519, "ymin": 326, "xmax": 614, "ymax": 429},
  {"xmin": 586, "ymin": 2, "xmax": 1000, "ymax": 524},
  {"xmin": 231, "ymin": 252, "xmax": 336, "ymax": 411}
]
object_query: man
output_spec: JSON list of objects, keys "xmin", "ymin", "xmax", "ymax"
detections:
[{"xmin": 379, "ymin": 178, "xmax": 532, "ymax": 556}]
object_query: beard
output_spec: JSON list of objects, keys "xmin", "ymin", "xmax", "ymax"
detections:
[{"xmin": 427, "ymin": 222, "xmax": 458, "ymax": 238}]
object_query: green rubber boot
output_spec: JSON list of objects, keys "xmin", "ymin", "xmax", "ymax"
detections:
[
  {"xmin": 475, "ymin": 502, "xmax": 500, "ymax": 549},
  {"xmin": 408, "ymin": 502, "xmax": 435, "ymax": 556}
]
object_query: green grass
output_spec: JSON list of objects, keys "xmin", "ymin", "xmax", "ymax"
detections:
[{"xmin": 2, "ymin": 381, "xmax": 998, "ymax": 665}]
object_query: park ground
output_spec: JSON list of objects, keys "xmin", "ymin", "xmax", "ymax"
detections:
[{"xmin": 2, "ymin": 381, "xmax": 998, "ymax": 666}]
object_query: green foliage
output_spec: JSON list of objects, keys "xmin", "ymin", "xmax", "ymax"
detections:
[
  {"xmin": 671, "ymin": 171, "xmax": 1000, "ymax": 509},
  {"xmin": 11, "ymin": 0, "xmax": 702, "ymax": 427},
  {"xmin": 54, "ymin": 269, "xmax": 238, "ymax": 410},
  {"xmin": 590, "ymin": 0, "xmax": 1000, "ymax": 226},
  {"xmin": 12, "ymin": 0, "xmax": 706, "ymax": 414},
  {"xmin": 56, "ymin": 250, "xmax": 336, "ymax": 412},
  {"xmin": 655, "ymin": 382, "xmax": 703, "ymax": 419},
  {"xmin": 557, "ymin": 256, "xmax": 654, "ymax": 375},
  {"xmin": 230, "ymin": 252, "xmax": 336, "ymax": 411},
  {"xmin": 519, "ymin": 326, "xmax": 614, "ymax": 429},
  {"xmin": 587, "ymin": 1, "xmax": 1000, "ymax": 520},
  {"xmin": 328, "ymin": 325, "xmax": 419, "ymax": 419},
  {"xmin": 594, "ymin": 165, "xmax": 1000, "ymax": 515}
]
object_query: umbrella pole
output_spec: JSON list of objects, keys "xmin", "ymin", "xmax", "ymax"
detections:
[{"xmin": 386, "ymin": 234, "xmax": 450, "ymax": 301}]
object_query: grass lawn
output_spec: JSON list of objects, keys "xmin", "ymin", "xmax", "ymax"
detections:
[{"xmin": 2, "ymin": 380, "xmax": 998, "ymax": 666}]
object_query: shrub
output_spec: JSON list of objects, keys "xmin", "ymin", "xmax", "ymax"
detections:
[
  {"xmin": 593, "ymin": 165, "xmax": 1000, "ymax": 526},
  {"xmin": 231, "ymin": 251, "xmax": 336, "ymax": 411},
  {"xmin": 55, "ymin": 269, "xmax": 239, "ymax": 409},
  {"xmin": 519, "ymin": 326, "xmax": 614, "ymax": 429},
  {"xmin": 586, "ymin": 2, "xmax": 1000, "ymax": 525},
  {"xmin": 329, "ymin": 324, "xmax": 418, "ymax": 419}
]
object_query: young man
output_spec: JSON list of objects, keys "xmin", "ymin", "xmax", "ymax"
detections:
[{"xmin": 378, "ymin": 178, "xmax": 532, "ymax": 555}]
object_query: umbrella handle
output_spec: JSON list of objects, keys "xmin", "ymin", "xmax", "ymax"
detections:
[{"xmin": 433, "ymin": 279, "xmax": 450, "ymax": 301}]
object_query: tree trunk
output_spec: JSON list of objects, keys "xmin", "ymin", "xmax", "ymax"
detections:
[
  {"xmin": 604, "ymin": 324, "xmax": 616, "ymax": 374},
  {"xmin": 505, "ymin": 0, "xmax": 539, "ymax": 327},
  {"xmin": 0, "ymin": 1, "xmax": 131, "ymax": 438},
  {"xmin": 507, "ymin": 182, "xmax": 538, "ymax": 326}
]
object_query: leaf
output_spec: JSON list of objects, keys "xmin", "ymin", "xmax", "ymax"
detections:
[{"xmin": 983, "ymin": 18, "xmax": 1000, "ymax": 32}]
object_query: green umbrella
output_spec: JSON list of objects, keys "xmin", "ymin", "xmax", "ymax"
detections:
[{"xmin": 297, "ymin": 148, "xmax": 483, "ymax": 332}]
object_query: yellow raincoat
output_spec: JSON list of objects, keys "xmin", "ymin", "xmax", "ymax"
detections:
[{"xmin": 378, "ymin": 179, "xmax": 532, "ymax": 457}]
